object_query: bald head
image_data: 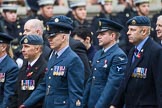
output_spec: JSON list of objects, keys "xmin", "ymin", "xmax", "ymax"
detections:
[
  {"xmin": 23, "ymin": 19, "xmax": 44, "ymax": 36},
  {"xmin": 157, "ymin": 15, "xmax": 162, "ymax": 20}
]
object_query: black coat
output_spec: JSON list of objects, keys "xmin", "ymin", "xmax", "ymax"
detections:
[
  {"xmin": 0, "ymin": 17, "xmax": 25, "ymax": 39},
  {"xmin": 69, "ymin": 38, "xmax": 91, "ymax": 85},
  {"xmin": 111, "ymin": 37, "xmax": 162, "ymax": 108},
  {"xmin": 9, "ymin": 55, "xmax": 47, "ymax": 108}
]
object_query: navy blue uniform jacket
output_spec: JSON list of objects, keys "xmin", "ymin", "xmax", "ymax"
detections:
[
  {"xmin": 23, "ymin": 47, "xmax": 84, "ymax": 108},
  {"xmin": 0, "ymin": 55, "xmax": 19, "ymax": 108},
  {"xmin": 84, "ymin": 44, "xmax": 128, "ymax": 108}
]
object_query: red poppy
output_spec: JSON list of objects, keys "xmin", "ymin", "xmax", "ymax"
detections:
[{"xmin": 27, "ymin": 72, "xmax": 33, "ymax": 77}]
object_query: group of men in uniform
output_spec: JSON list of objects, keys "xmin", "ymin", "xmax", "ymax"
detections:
[{"xmin": 1, "ymin": 0, "xmax": 162, "ymax": 108}]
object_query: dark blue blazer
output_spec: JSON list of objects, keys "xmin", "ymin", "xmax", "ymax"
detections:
[
  {"xmin": 111, "ymin": 37, "xmax": 162, "ymax": 108},
  {"xmin": 23, "ymin": 47, "xmax": 84, "ymax": 108},
  {"xmin": 0, "ymin": 55, "xmax": 19, "ymax": 108},
  {"xmin": 9, "ymin": 55, "xmax": 47, "ymax": 108},
  {"xmin": 84, "ymin": 44, "xmax": 127, "ymax": 108}
]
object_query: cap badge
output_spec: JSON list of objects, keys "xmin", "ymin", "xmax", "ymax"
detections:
[
  {"xmin": 24, "ymin": 38, "xmax": 28, "ymax": 44},
  {"xmin": 54, "ymin": 18, "xmax": 59, "ymax": 23},
  {"xmin": 99, "ymin": 21, "xmax": 102, "ymax": 27},
  {"xmin": 46, "ymin": 25, "xmax": 50, "ymax": 31},
  {"xmin": 131, "ymin": 20, "xmax": 136, "ymax": 25},
  {"xmin": 91, "ymin": 32, "xmax": 93, "ymax": 35}
]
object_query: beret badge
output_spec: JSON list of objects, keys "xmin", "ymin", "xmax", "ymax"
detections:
[
  {"xmin": 54, "ymin": 18, "xmax": 59, "ymax": 23},
  {"xmin": 131, "ymin": 20, "xmax": 136, "ymax": 25},
  {"xmin": 99, "ymin": 21, "xmax": 102, "ymax": 27},
  {"xmin": 46, "ymin": 25, "xmax": 50, "ymax": 31},
  {"xmin": 24, "ymin": 38, "xmax": 28, "ymax": 43}
]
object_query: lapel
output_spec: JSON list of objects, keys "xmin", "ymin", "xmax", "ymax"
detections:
[
  {"xmin": 30, "ymin": 55, "xmax": 45, "ymax": 73},
  {"xmin": 49, "ymin": 47, "xmax": 71, "ymax": 68},
  {"xmin": 22, "ymin": 55, "xmax": 46, "ymax": 78},
  {"xmin": 97, "ymin": 44, "xmax": 118, "ymax": 60},
  {"xmin": 127, "ymin": 48, "xmax": 134, "ymax": 68}
]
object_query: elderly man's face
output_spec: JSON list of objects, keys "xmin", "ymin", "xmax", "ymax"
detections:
[
  {"xmin": 23, "ymin": 22, "xmax": 37, "ymax": 36},
  {"xmin": 156, "ymin": 18, "xmax": 162, "ymax": 40},
  {"xmin": 47, "ymin": 33, "xmax": 65, "ymax": 51},
  {"xmin": 127, "ymin": 26, "xmax": 145, "ymax": 45},
  {"xmin": 21, "ymin": 44, "xmax": 40, "ymax": 62}
]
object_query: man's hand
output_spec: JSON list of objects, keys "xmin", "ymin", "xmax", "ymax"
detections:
[{"xmin": 19, "ymin": 105, "xmax": 26, "ymax": 108}]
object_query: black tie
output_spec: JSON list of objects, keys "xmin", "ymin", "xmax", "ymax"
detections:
[
  {"xmin": 27, "ymin": 64, "xmax": 32, "ymax": 70},
  {"xmin": 49, "ymin": 51, "xmax": 58, "ymax": 60},
  {"xmin": 26, "ymin": 64, "xmax": 32, "ymax": 74},
  {"xmin": 54, "ymin": 53, "xmax": 58, "ymax": 59},
  {"xmin": 101, "ymin": 50, "xmax": 104, "ymax": 56},
  {"xmin": 132, "ymin": 48, "xmax": 138, "ymax": 63},
  {"xmin": 134, "ymin": 48, "xmax": 138, "ymax": 56}
]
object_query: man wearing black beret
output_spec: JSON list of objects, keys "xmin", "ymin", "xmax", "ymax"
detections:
[
  {"xmin": 0, "ymin": 32, "xmax": 19, "ymax": 108},
  {"xmin": 110, "ymin": 16, "xmax": 162, "ymax": 108},
  {"xmin": 19, "ymin": 15, "xmax": 84, "ymax": 108},
  {"xmin": 9, "ymin": 35, "xmax": 47, "ymax": 108}
]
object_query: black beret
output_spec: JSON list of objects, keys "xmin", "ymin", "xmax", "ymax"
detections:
[
  {"xmin": 97, "ymin": 18, "xmax": 123, "ymax": 33},
  {"xmin": 20, "ymin": 35, "xmax": 43, "ymax": 45},
  {"xmin": 126, "ymin": 16, "xmax": 151, "ymax": 26},
  {"xmin": 46, "ymin": 15, "xmax": 73, "ymax": 37},
  {"xmin": 0, "ymin": 32, "xmax": 13, "ymax": 44}
]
